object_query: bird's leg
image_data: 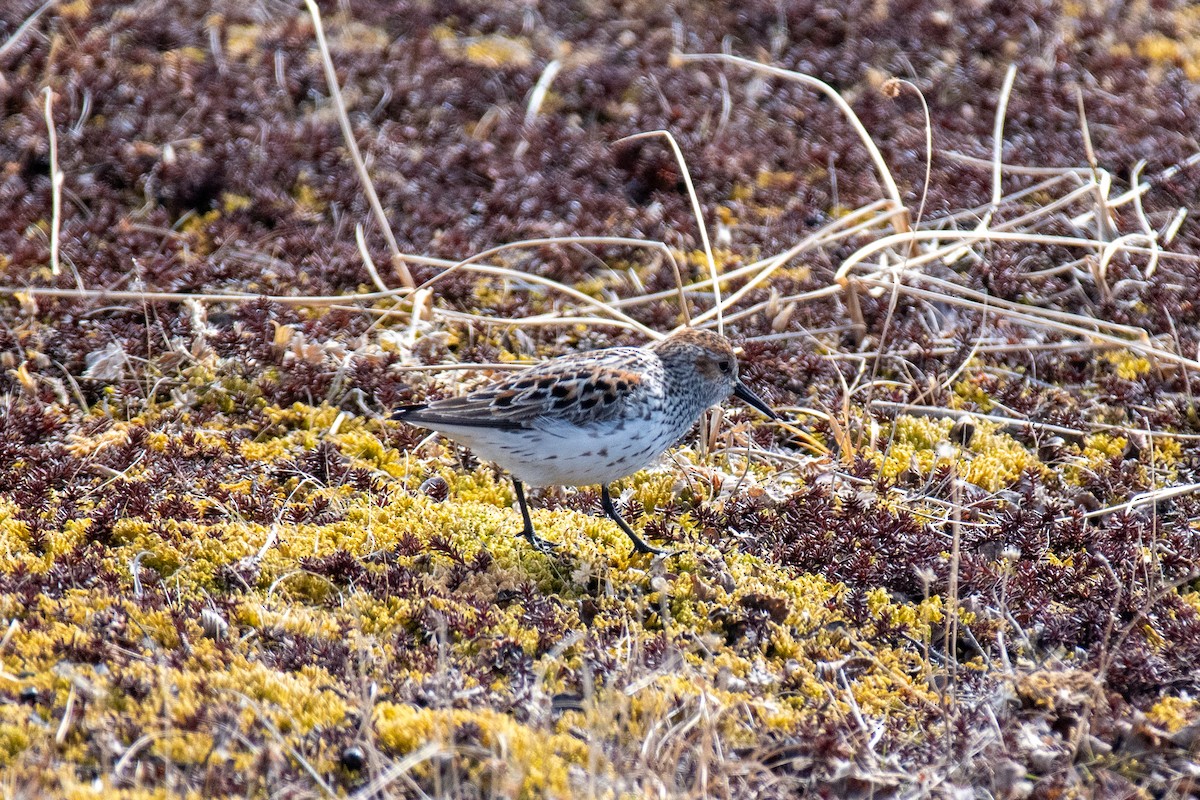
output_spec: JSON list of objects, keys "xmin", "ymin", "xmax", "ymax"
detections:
[
  {"xmin": 600, "ymin": 485, "xmax": 669, "ymax": 555},
  {"xmin": 512, "ymin": 479, "xmax": 558, "ymax": 552}
]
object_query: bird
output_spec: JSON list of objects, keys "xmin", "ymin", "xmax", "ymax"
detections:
[{"xmin": 392, "ymin": 328, "xmax": 777, "ymax": 555}]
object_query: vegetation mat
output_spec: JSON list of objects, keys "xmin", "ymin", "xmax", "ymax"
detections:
[{"xmin": 1, "ymin": 0, "xmax": 1199, "ymax": 797}]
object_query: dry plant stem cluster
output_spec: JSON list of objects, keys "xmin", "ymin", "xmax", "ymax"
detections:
[{"xmin": 8, "ymin": 37, "xmax": 1193, "ymax": 395}]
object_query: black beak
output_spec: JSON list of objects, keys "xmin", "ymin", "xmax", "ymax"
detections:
[{"xmin": 733, "ymin": 381, "xmax": 778, "ymax": 420}]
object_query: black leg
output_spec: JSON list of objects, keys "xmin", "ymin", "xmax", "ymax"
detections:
[
  {"xmin": 600, "ymin": 485, "xmax": 669, "ymax": 555},
  {"xmin": 513, "ymin": 480, "xmax": 558, "ymax": 553}
]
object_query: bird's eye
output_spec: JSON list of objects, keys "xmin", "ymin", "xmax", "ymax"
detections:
[{"xmin": 717, "ymin": 360, "xmax": 731, "ymax": 373}]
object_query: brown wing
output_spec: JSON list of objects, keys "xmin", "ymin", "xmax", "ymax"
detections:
[{"xmin": 393, "ymin": 347, "xmax": 655, "ymax": 431}]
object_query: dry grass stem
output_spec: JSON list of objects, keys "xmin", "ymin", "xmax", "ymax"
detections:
[
  {"xmin": 985, "ymin": 65, "xmax": 1018, "ymax": 225},
  {"xmin": 355, "ymin": 222, "xmax": 391, "ymax": 293},
  {"xmin": 0, "ymin": 0, "xmax": 55, "ymax": 59},
  {"xmin": 615, "ymin": 129, "xmax": 724, "ymax": 333},
  {"xmin": 42, "ymin": 87, "xmax": 67, "ymax": 286},
  {"xmin": 677, "ymin": 51, "xmax": 910, "ymax": 234},
  {"xmin": 686, "ymin": 200, "xmax": 901, "ymax": 330},
  {"xmin": 413, "ymin": 235, "xmax": 678, "ymax": 338},
  {"xmin": 303, "ymin": 0, "xmax": 415, "ymax": 289}
]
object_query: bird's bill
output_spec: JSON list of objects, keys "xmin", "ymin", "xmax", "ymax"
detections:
[{"xmin": 733, "ymin": 382, "xmax": 778, "ymax": 420}]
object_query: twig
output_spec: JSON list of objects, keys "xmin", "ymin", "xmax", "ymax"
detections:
[
  {"xmin": 868, "ymin": 400, "xmax": 1085, "ymax": 439},
  {"xmin": 55, "ymin": 682, "xmax": 77, "ymax": 745},
  {"xmin": 614, "ymin": 198, "xmax": 893, "ymax": 311},
  {"xmin": 836, "ymin": 227, "xmax": 1173, "ymax": 294},
  {"xmin": 1076, "ymin": 87, "xmax": 1114, "ymax": 242},
  {"xmin": 420, "ymin": 308, "xmax": 654, "ymax": 334},
  {"xmin": 855, "ymin": 275, "xmax": 1200, "ymax": 372},
  {"xmin": 0, "ymin": 285, "xmax": 388, "ymax": 305},
  {"xmin": 1063, "ymin": 482, "xmax": 1200, "ymax": 522},
  {"xmin": 1, "ymin": 235, "xmax": 667, "ymax": 336},
  {"xmin": 882, "ymin": 78, "xmax": 934, "ymax": 234},
  {"xmin": 351, "ymin": 743, "xmax": 443, "ymax": 798}
]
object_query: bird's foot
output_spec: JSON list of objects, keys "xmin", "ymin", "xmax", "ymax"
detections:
[
  {"xmin": 522, "ymin": 528, "xmax": 560, "ymax": 554},
  {"xmin": 625, "ymin": 531, "xmax": 675, "ymax": 557}
]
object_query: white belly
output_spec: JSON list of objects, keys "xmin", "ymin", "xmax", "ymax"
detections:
[{"xmin": 431, "ymin": 418, "xmax": 682, "ymax": 487}]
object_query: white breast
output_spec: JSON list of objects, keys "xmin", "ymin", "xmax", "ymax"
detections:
[{"xmin": 431, "ymin": 415, "xmax": 685, "ymax": 487}]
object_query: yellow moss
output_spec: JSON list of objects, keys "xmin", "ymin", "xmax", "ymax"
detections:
[
  {"xmin": 1156, "ymin": 435, "xmax": 1182, "ymax": 465},
  {"xmin": 1142, "ymin": 622, "xmax": 1167, "ymax": 651},
  {"xmin": 375, "ymin": 704, "xmax": 590, "ymax": 797},
  {"xmin": 951, "ymin": 375, "xmax": 995, "ymax": 411},
  {"xmin": 37, "ymin": 518, "xmax": 93, "ymax": 564},
  {"xmin": 0, "ymin": 400, "xmax": 973, "ymax": 791},
  {"xmin": 238, "ymin": 436, "xmax": 299, "ymax": 463},
  {"xmin": 163, "ymin": 46, "xmax": 206, "ymax": 66},
  {"xmin": 429, "ymin": 24, "xmax": 457, "ymax": 42},
  {"xmin": 151, "ymin": 731, "xmax": 216, "ymax": 766},
  {"xmin": 1147, "ymin": 696, "xmax": 1199, "ymax": 733},
  {"xmin": 682, "ymin": 247, "xmax": 740, "ymax": 273},
  {"xmin": 177, "ymin": 208, "xmax": 221, "ymax": 255},
  {"xmin": 292, "ymin": 173, "xmax": 327, "ymax": 216},
  {"xmin": 225, "ymin": 23, "xmax": 264, "ymax": 61},
  {"xmin": 62, "ymin": 785, "xmax": 209, "ymax": 800},
  {"xmin": 961, "ymin": 427, "xmax": 1042, "ymax": 490},
  {"xmin": 1136, "ymin": 31, "xmax": 1200, "ymax": 81},
  {"xmin": 874, "ymin": 415, "xmax": 1040, "ymax": 491},
  {"xmin": 730, "ymin": 183, "xmax": 755, "ymax": 202},
  {"xmin": 491, "ymin": 610, "xmax": 542, "ymax": 654},
  {"xmin": 1182, "ymin": 591, "xmax": 1200, "ymax": 616},
  {"xmin": 755, "ymin": 170, "xmax": 797, "ymax": 189},
  {"xmin": 111, "ymin": 518, "xmax": 152, "ymax": 545},
  {"xmin": 265, "ymin": 402, "xmax": 343, "ymax": 431},
  {"xmin": 1060, "ymin": 431, "xmax": 1140, "ymax": 488},
  {"xmin": 1085, "ymin": 433, "xmax": 1127, "ymax": 459},
  {"xmin": 1103, "ymin": 349, "xmax": 1152, "ymax": 379},
  {"xmin": 1137, "ymin": 33, "xmax": 1181, "ymax": 63},
  {"xmin": 57, "ymin": 0, "xmax": 90, "ymax": 20},
  {"xmin": 0, "ymin": 723, "xmax": 30, "ymax": 764},
  {"xmin": 144, "ymin": 431, "xmax": 173, "ymax": 452},
  {"xmin": 329, "ymin": 19, "xmax": 391, "ymax": 53},
  {"xmin": 335, "ymin": 427, "xmax": 402, "ymax": 473},
  {"xmin": 0, "ymin": 517, "xmax": 34, "ymax": 572},
  {"xmin": 222, "ymin": 192, "xmax": 253, "ymax": 213},
  {"xmin": 65, "ymin": 425, "xmax": 131, "ymax": 457},
  {"xmin": 462, "ymin": 35, "xmax": 534, "ymax": 67}
]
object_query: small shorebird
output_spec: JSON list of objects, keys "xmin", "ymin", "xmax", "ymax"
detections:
[{"xmin": 393, "ymin": 328, "xmax": 776, "ymax": 555}]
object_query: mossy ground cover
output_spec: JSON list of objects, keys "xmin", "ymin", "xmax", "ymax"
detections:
[{"xmin": 3, "ymin": 0, "xmax": 1200, "ymax": 797}]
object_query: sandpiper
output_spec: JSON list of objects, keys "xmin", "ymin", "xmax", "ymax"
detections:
[{"xmin": 393, "ymin": 328, "xmax": 776, "ymax": 555}]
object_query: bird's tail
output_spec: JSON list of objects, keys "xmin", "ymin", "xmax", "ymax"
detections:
[{"xmin": 391, "ymin": 404, "xmax": 428, "ymax": 421}]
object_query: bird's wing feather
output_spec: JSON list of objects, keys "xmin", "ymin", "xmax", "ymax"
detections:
[{"xmin": 395, "ymin": 347, "xmax": 656, "ymax": 431}]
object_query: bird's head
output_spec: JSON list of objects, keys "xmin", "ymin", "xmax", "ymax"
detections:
[{"xmin": 650, "ymin": 329, "xmax": 776, "ymax": 419}]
